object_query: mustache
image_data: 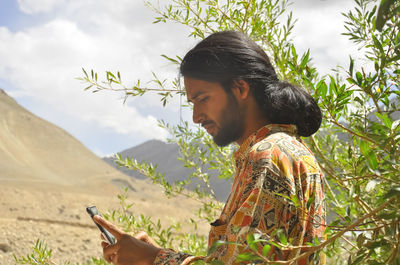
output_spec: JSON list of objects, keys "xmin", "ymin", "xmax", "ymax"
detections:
[{"xmin": 201, "ymin": 120, "xmax": 214, "ymax": 127}]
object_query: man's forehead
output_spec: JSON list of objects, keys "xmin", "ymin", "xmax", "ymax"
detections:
[
  {"xmin": 184, "ymin": 77, "xmax": 207, "ymax": 100},
  {"xmin": 184, "ymin": 77, "xmax": 221, "ymax": 96}
]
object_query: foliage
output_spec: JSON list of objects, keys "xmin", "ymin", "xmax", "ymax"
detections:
[
  {"xmin": 376, "ymin": 0, "xmax": 400, "ymax": 31},
  {"xmin": 103, "ymin": 187, "xmax": 209, "ymax": 255},
  {"xmin": 17, "ymin": 0, "xmax": 400, "ymax": 264},
  {"xmin": 13, "ymin": 190, "xmax": 208, "ymax": 265},
  {"xmin": 13, "ymin": 239, "xmax": 69, "ymax": 265}
]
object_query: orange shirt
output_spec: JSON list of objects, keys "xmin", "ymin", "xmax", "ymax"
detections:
[{"xmin": 154, "ymin": 124, "xmax": 326, "ymax": 265}]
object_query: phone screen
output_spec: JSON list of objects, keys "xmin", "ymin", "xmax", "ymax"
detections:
[{"xmin": 86, "ymin": 206, "xmax": 116, "ymax": 244}]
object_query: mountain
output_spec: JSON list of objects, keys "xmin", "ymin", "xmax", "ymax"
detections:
[
  {"xmin": 103, "ymin": 139, "xmax": 232, "ymax": 201},
  {"xmin": 0, "ymin": 88, "xmax": 207, "ymax": 265},
  {"xmin": 0, "ymin": 88, "xmax": 128, "ymax": 193}
]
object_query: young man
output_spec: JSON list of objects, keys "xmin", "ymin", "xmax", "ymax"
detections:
[{"xmin": 94, "ymin": 31, "xmax": 326, "ymax": 265}]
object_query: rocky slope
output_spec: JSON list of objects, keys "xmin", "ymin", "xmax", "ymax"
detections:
[
  {"xmin": 103, "ymin": 139, "xmax": 233, "ymax": 202},
  {"xmin": 0, "ymin": 89, "xmax": 207, "ymax": 264}
]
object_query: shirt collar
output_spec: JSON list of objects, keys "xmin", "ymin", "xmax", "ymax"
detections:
[{"xmin": 233, "ymin": 124, "xmax": 298, "ymax": 161}]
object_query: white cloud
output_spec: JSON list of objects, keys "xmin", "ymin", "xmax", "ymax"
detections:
[
  {"xmin": 1, "ymin": 0, "xmax": 367, "ymax": 154},
  {"xmin": 17, "ymin": 0, "xmax": 65, "ymax": 14},
  {"xmin": 79, "ymin": 92, "xmax": 168, "ymax": 140},
  {"xmin": 0, "ymin": 9, "xmax": 176, "ymax": 143},
  {"xmin": 290, "ymin": 1, "xmax": 363, "ymax": 75}
]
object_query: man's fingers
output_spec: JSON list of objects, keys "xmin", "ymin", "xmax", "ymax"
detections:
[
  {"xmin": 101, "ymin": 240, "xmax": 109, "ymax": 249},
  {"xmin": 103, "ymin": 241, "xmax": 119, "ymax": 263},
  {"xmin": 134, "ymin": 231, "xmax": 148, "ymax": 241},
  {"xmin": 111, "ymin": 254, "xmax": 118, "ymax": 264},
  {"xmin": 93, "ymin": 215, "xmax": 122, "ymax": 240},
  {"xmin": 100, "ymin": 240, "xmax": 115, "ymax": 263},
  {"xmin": 134, "ymin": 231, "xmax": 160, "ymax": 247}
]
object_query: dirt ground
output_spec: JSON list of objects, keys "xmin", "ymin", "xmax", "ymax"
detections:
[{"xmin": 0, "ymin": 182, "xmax": 209, "ymax": 265}]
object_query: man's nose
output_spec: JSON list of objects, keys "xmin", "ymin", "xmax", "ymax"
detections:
[{"xmin": 192, "ymin": 104, "xmax": 203, "ymax": 124}]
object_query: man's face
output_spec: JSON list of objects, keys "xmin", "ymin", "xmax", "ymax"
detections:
[{"xmin": 184, "ymin": 77, "xmax": 244, "ymax": 146}]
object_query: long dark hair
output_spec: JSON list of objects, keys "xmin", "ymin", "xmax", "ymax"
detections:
[{"xmin": 180, "ymin": 31, "xmax": 322, "ymax": 137}]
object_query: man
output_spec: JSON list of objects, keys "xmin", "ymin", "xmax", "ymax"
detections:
[{"xmin": 94, "ymin": 31, "xmax": 326, "ymax": 265}]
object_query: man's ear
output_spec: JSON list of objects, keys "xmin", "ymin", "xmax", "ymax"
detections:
[{"xmin": 232, "ymin": 80, "xmax": 250, "ymax": 100}]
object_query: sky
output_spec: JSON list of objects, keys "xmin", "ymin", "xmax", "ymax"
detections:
[{"xmin": 0, "ymin": 0, "xmax": 360, "ymax": 157}]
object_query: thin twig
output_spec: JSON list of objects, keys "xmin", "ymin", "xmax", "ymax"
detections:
[
  {"xmin": 84, "ymin": 79, "xmax": 181, "ymax": 93},
  {"xmin": 183, "ymin": 0, "xmax": 215, "ymax": 33},
  {"xmin": 214, "ymin": 1, "xmax": 242, "ymax": 30},
  {"xmin": 342, "ymin": 235, "xmax": 359, "ymax": 251},
  {"xmin": 240, "ymin": 0, "xmax": 252, "ymax": 31},
  {"xmin": 385, "ymin": 218, "xmax": 400, "ymax": 264},
  {"xmin": 145, "ymin": 0, "xmax": 214, "ymax": 34}
]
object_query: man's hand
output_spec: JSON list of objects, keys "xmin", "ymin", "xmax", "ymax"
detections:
[
  {"xmin": 134, "ymin": 231, "xmax": 160, "ymax": 248},
  {"xmin": 94, "ymin": 215, "xmax": 162, "ymax": 265}
]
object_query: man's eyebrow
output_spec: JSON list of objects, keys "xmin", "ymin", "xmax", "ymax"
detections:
[{"xmin": 188, "ymin": 91, "xmax": 206, "ymax": 103}]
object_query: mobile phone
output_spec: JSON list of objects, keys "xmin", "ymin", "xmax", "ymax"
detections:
[{"xmin": 86, "ymin": 206, "xmax": 116, "ymax": 244}]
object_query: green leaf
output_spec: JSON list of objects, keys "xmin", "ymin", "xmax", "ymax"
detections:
[
  {"xmin": 307, "ymin": 192, "xmax": 316, "ymax": 209},
  {"xmin": 383, "ymin": 186, "xmax": 400, "ymax": 199},
  {"xmin": 262, "ymin": 245, "xmax": 271, "ymax": 257},
  {"xmin": 84, "ymin": 85, "xmax": 93, "ymax": 91},
  {"xmin": 276, "ymin": 230, "xmax": 288, "ymax": 245},
  {"xmin": 82, "ymin": 67, "xmax": 88, "ymax": 78},
  {"xmin": 208, "ymin": 240, "xmax": 240, "ymax": 255},
  {"xmin": 290, "ymin": 45, "xmax": 298, "ymax": 59},
  {"xmin": 329, "ymin": 76, "xmax": 339, "ymax": 96},
  {"xmin": 316, "ymin": 80, "xmax": 328, "ymax": 99},
  {"xmin": 236, "ymin": 253, "xmax": 261, "ymax": 262},
  {"xmin": 356, "ymin": 71, "xmax": 363, "ymax": 85},
  {"xmin": 387, "ymin": 54, "xmax": 400, "ymax": 63},
  {"xmin": 299, "ymin": 49, "xmax": 310, "ymax": 69},
  {"xmin": 210, "ymin": 260, "xmax": 225, "ymax": 265},
  {"xmin": 391, "ymin": 119, "xmax": 400, "ymax": 131},
  {"xmin": 375, "ymin": 112, "xmax": 392, "ymax": 128},
  {"xmin": 351, "ymin": 253, "xmax": 367, "ymax": 264},
  {"xmin": 347, "ymin": 77, "xmax": 357, "ymax": 85},
  {"xmin": 378, "ymin": 211, "xmax": 398, "ymax": 220},
  {"xmin": 372, "ymin": 34, "xmax": 384, "ymax": 54},
  {"xmin": 374, "ymin": 61, "xmax": 381, "ymax": 72},
  {"xmin": 247, "ymin": 233, "xmax": 255, "ymax": 244},
  {"xmin": 161, "ymin": 54, "xmax": 179, "ymax": 64},
  {"xmin": 367, "ymin": 152, "xmax": 378, "ymax": 170},
  {"xmin": 349, "ymin": 56, "xmax": 354, "ymax": 76},
  {"xmin": 376, "ymin": 0, "xmax": 396, "ymax": 31},
  {"xmin": 357, "ymin": 234, "xmax": 366, "ymax": 249},
  {"xmin": 359, "ymin": 140, "xmax": 370, "ymax": 156}
]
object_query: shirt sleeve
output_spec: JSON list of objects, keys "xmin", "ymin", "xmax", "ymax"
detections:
[{"xmin": 153, "ymin": 249, "xmax": 204, "ymax": 265}]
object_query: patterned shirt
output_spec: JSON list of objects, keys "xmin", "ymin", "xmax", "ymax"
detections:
[{"xmin": 154, "ymin": 124, "xmax": 326, "ymax": 265}]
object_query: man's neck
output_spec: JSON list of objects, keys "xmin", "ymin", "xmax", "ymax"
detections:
[
  {"xmin": 233, "ymin": 87, "xmax": 269, "ymax": 146},
  {"xmin": 236, "ymin": 119, "xmax": 269, "ymax": 146}
]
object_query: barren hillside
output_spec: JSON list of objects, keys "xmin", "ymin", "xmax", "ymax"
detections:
[{"xmin": 0, "ymin": 89, "xmax": 208, "ymax": 264}]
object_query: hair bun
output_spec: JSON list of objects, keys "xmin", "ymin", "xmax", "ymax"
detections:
[{"xmin": 264, "ymin": 81, "xmax": 322, "ymax": 137}]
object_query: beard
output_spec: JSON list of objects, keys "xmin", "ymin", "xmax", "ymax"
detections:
[{"xmin": 212, "ymin": 94, "xmax": 245, "ymax": 147}]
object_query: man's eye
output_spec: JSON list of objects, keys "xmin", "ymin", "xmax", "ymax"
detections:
[{"xmin": 200, "ymin": 96, "xmax": 209, "ymax": 103}]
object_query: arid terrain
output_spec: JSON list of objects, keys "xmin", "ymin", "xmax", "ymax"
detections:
[
  {"xmin": 0, "ymin": 89, "xmax": 208, "ymax": 265},
  {"xmin": 0, "ymin": 181, "xmax": 206, "ymax": 265}
]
